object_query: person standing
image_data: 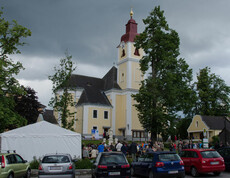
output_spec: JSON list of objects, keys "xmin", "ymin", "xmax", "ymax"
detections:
[
  {"xmin": 188, "ymin": 140, "xmax": 193, "ymax": 149},
  {"xmin": 116, "ymin": 141, "xmax": 123, "ymax": 151},
  {"xmin": 82, "ymin": 147, "xmax": 89, "ymax": 159},
  {"xmin": 121, "ymin": 143, "xmax": 128, "ymax": 155},
  {"xmin": 178, "ymin": 140, "xmax": 183, "ymax": 154},
  {"xmin": 130, "ymin": 142, "xmax": 137, "ymax": 161},
  {"xmin": 91, "ymin": 147, "xmax": 98, "ymax": 159},
  {"xmin": 98, "ymin": 142, "xmax": 104, "ymax": 153}
]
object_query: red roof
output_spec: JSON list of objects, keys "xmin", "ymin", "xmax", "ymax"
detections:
[{"xmin": 121, "ymin": 17, "xmax": 139, "ymax": 43}]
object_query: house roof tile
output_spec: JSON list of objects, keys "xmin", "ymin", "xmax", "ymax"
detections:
[{"xmin": 201, "ymin": 115, "xmax": 230, "ymax": 130}]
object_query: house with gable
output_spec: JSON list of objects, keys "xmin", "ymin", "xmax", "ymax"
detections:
[
  {"xmin": 187, "ymin": 115, "xmax": 230, "ymax": 143},
  {"xmin": 54, "ymin": 10, "xmax": 145, "ymax": 140}
]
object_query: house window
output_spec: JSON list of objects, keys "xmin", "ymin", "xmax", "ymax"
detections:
[
  {"xmin": 196, "ymin": 121, "xmax": 198, "ymax": 127},
  {"xmin": 93, "ymin": 110, "xmax": 97, "ymax": 118},
  {"xmin": 104, "ymin": 111, "xmax": 108, "ymax": 119}
]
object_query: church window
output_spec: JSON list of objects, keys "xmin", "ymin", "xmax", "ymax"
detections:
[
  {"xmin": 121, "ymin": 49, "xmax": 125, "ymax": 57},
  {"xmin": 134, "ymin": 48, "xmax": 140, "ymax": 56},
  {"xmin": 132, "ymin": 131, "xmax": 145, "ymax": 138},
  {"xmin": 93, "ymin": 110, "xmax": 97, "ymax": 118},
  {"xmin": 133, "ymin": 132, "xmax": 137, "ymax": 137},
  {"xmin": 104, "ymin": 111, "xmax": 108, "ymax": 119}
]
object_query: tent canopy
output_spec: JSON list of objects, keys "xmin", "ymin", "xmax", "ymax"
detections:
[{"xmin": 0, "ymin": 121, "xmax": 81, "ymax": 161}]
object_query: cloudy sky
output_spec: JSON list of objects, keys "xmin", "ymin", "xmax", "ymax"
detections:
[{"xmin": 2, "ymin": 0, "xmax": 230, "ymax": 108}]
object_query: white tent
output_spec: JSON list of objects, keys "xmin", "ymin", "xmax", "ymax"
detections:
[{"xmin": 0, "ymin": 121, "xmax": 81, "ymax": 162}]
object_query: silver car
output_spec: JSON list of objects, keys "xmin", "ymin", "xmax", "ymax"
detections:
[{"xmin": 38, "ymin": 154, "xmax": 75, "ymax": 178}]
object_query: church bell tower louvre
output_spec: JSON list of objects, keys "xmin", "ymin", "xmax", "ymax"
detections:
[{"xmin": 117, "ymin": 9, "xmax": 143, "ymax": 91}]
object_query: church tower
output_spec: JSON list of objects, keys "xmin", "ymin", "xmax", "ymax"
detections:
[
  {"xmin": 113, "ymin": 9, "xmax": 144, "ymax": 140},
  {"xmin": 117, "ymin": 9, "xmax": 143, "ymax": 90}
]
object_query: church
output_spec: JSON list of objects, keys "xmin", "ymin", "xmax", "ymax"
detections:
[{"xmin": 54, "ymin": 10, "xmax": 145, "ymax": 141}]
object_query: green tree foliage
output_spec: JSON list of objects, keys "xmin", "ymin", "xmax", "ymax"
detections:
[
  {"xmin": 49, "ymin": 52, "xmax": 76, "ymax": 130},
  {"xmin": 14, "ymin": 87, "xmax": 40, "ymax": 124},
  {"xmin": 195, "ymin": 67, "xmax": 230, "ymax": 116},
  {"xmin": 133, "ymin": 6, "xmax": 195, "ymax": 141},
  {"xmin": 0, "ymin": 8, "xmax": 31, "ymax": 132},
  {"xmin": 175, "ymin": 118, "xmax": 192, "ymax": 139}
]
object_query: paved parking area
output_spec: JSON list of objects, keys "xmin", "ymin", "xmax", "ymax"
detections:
[
  {"xmin": 32, "ymin": 171, "xmax": 230, "ymax": 178},
  {"xmin": 185, "ymin": 171, "xmax": 230, "ymax": 178}
]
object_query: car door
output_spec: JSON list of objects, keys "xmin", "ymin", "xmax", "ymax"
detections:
[
  {"xmin": 6, "ymin": 154, "xmax": 19, "ymax": 177},
  {"xmin": 15, "ymin": 154, "xmax": 27, "ymax": 177},
  {"xmin": 180, "ymin": 151, "xmax": 191, "ymax": 172},
  {"xmin": 190, "ymin": 151, "xmax": 200, "ymax": 170},
  {"xmin": 135, "ymin": 155, "xmax": 145, "ymax": 175},
  {"xmin": 142, "ymin": 153, "xmax": 154, "ymax": 176}
]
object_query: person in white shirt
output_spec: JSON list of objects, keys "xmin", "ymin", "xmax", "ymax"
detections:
[
  {"xmin": 116, "ymin": 141, "xmax": 123, "ymax": 151},
  {"xmin": 90, "ymin": 148, "xmax": 98, "ymax": 159}
]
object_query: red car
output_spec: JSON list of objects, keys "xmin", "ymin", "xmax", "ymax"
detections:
[{"xmin": 180, "ymin": 149, "xmax": 225, "ymax": 177}]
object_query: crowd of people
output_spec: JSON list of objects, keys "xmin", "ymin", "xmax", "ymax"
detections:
[
  {"xmin": 82, "ymin": 140, "xmax": 164, "ymax": 160},
  {"xmin": 82, "ymin": 139, "xmax": 228, "ymax": 160}
]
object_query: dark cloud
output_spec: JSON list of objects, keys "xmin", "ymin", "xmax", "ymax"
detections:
[{"xmin": 2, "ymin": 0, "xmax": 230, "ymax": 106}]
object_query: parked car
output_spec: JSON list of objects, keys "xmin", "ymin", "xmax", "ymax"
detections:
[
  {"xmin": 38, "ymin": 153, "xmax": 76, "ymax": 178},
  {"xmin": 91, "ymin": 151, "xmax": 131, "ymax": 178},
  {"xmin": 217, "ymin": 146, "xmax": 230, "ymax": 170},
  {"xmin": 180, "ymin": 149, "xmax": 225, "ymax": 177},
  {"xmin": 0, "ymin": 151, "xmax": 31, "ymax": 178},
  {"xmin": 131, "ymin": 151, "xmax": 185, "ymax": 178}
]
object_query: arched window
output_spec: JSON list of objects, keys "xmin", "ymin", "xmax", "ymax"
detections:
[
  {"xmin": 121, "ymin": 49, "xmax": 125, "ymax": 57},
  {"xmin": 134, "ymin": 48, "xmax": 140, "ymax": 56}
]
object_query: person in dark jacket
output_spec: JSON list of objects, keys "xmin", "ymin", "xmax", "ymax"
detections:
[
  {"xmin": 129, "ymin": 142, "xmax": 137, "ymax": 161},
  {"xmin": 121, "ymin": 143, "xmax": 128, "ymax": 155}
]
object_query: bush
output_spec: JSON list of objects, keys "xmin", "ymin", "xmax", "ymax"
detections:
[
  {"xmin": 126, "ymin": 157, "xmax": 133, "ymax": 165},
  {"xmin": 30, "ymin": 157, "xmax": 40, "ymax": 169},
  {"xmin": 75, "ymin": 158, "xmax": 93, "ymax": 169},
  {"xmin": 164, "ymin": 142, "xmax": 171, "ymax": 150},
  {"xmin": 211, "ymin": 135, "xmax": 219, "ymax": 147}
]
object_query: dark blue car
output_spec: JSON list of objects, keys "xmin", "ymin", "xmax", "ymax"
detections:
[
  {"xmin": 131, "ymin": 151, "xmax": 185, "ymax": 178},
  {"xmin": 217, "ymin": 147, "xmax": 230, "ymax": 171}
]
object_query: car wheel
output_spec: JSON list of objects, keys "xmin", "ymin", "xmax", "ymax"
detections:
[
  {"xmin": 191, "ymin": 167, "xmax": 199, "ymax": 177},
  {"xmin": 8, "ymin": 173, "xmax": 14, "ymax": 178},
  {"xmin": 213, "ymin": 172, "xmax": 221, "ymax": 176},
  {"xmin": 24, "ymin": 169, "xmax": 31, "ymax": 178},
  {"xmin": 131, "ymin": 167, "xmax": 136, "ymax": 176},
  {"xmin": 148, "ymin": 170, "xmax": 153, "ymax": 178}
]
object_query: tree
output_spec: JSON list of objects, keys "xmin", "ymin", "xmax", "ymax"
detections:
[
  {"xmin": 195, "ymin": 67, "xmax": 230, "ymax": 116},
  {"xmin": 133, "ymin": 6, "xmax": 195, "ymax": 141},
  {"xmin": 0, "ymin": 8, "xmax": 31, "ymax": 132},
  {"xmin": 49, "ymin": 52, "xmax": 76, "ymax": 130},
  {"xmin": 14, "ymin": 87, "xmax": 40, "ymax": 124},
  {"xmin": 175, "ymin": 118, "xmax": 192, "ymax": 139}
]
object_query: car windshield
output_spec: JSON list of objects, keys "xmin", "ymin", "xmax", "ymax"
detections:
[
  {"xmin": 158, "ymin": 153, "xmax": 181, "ymax": 161},
  {"xmin": 201, "ymin": 151, "xmax": 221, "ymax": 158},
  {"xmin": 42, "ymin": 155, "xmax": 70, "ymax": 163},
  {"xmin": 99, "ymin": 154, "xmax": 127, "ymax": 165}
]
